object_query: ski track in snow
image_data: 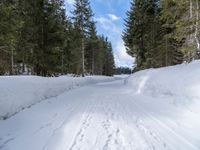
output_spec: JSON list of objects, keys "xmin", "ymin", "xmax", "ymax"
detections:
[
  {"xmin": 131, "ymin": 100, "xmax": 199, "ymax": 150},
  {"xmin": 0, "ymin": 79, "xmax": 200, "ymax": 150},
  {"xmin": 68, "ymin": 105, "xmax": 94, "ymax": 150}
]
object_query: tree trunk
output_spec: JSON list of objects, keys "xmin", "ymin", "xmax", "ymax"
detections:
[
  {"xmin": 92, "ymin": 50, "xmax": 95, "ymax": 75},
  {"xmin": 165, "ymin": 38, "xmax": 168, "ymax": 66},
  {"xmin": 22, "ymin": 52, "xmax": 25, "ymax": 73},
  {"xmin": 11, "ymin": 48, "xmax": 14, "ymax": 75},
  {"xmin": 190, "ymin": 0, "xmax": 193, "ymax": 39},
  {"xmin": 81, "ymin": 37, "xmax": 85, "ymax": 77},
  {"xmin": 61, "ymin": 51, "xmax": 64, "ymax": 75},
  {"xmin": 195, "ymin": 0, "xmax": 200, "ymax": 51},
  {"xmin": 190, "ymin": 0, "xmax": 193, "ymax": 20}
]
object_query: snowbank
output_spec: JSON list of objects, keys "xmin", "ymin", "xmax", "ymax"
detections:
[
  {"xmin": 0, "ymin": 75, "xmax": 115, "ymax": 119},
  {"xmin": 124, "ymin": 61, "xmax": 200, "ymax": 148},
  {"xmin": 126, "ymin": 61, "xmax": 200, "ymax": 100}
]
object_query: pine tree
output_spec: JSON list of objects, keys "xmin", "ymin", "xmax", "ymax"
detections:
[
  {"xmin": 0, "ymin": 0, "xmax": 116, "ymax": 76},
  {"xmin": 0, "ymin": 0, "xmax": 21, "ymax": 74},
  {"xmin": 18, "ymin": 0, "xmax": 67, "ymax": 76},
  {"xmin": 93, "ymin": 35, "xmax": 105, "ymax": 75},
  {"xmin": 159, "ymin": 0, "xmax": 183, "ymax": 66},
  {"xmin": 103, "ymin": 41, "xmax": 115, "ymax": 76},
  {"xmin": 123, "ymin": 0, "xmax": 191, "ymax": 71},
  {"xmin": 123, "ymin": 0, "xmax": 158, "ymax": 70},
  {"xmin": 173, "ymin": 0, "xmax": 200, "ymax": 62},
  {"xmin": 72, "ymin": 0, "xmax": 94, "ymax": 76},
  {"xmin": 144, "ymin": 0, "xmax": 159, "ymax": 68},
  {"xmin": 42, "ymin": 0, "xmax": 66, "ymax": 76},
  {"xmin": 85, "ymin": 21, "xmax": 98, "ymax": 75},
  {"xmin": 61, "ymin": 19, "xmax": 74, "ymax": 74}
]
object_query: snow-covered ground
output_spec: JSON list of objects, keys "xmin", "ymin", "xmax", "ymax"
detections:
[
  {"xmin": 0, "ymin": 76, "xmax": 115, "ymax": 119},
  {"xmin": 0, "ymin": 61, "xmax": 200, "ymax": 150}
]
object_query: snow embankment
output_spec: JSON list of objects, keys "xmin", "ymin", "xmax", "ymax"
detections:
[
  {"xmin": 125, "ymin": 61, "xmax": 200, "ymax": 100},
  {"xmin": 0, "ymin": 76, "xmax": 115, "ymax": 119},
  {"xmin": 125, "ymin": 61, "xmax": 200, "ymax": 148}
]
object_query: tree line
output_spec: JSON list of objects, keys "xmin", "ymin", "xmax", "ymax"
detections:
[
  {"xmin": 0, "ymin": 0, "xmax": 115, "ymax": 76},
  {"xmin": 123, "ymin": 0, "xmax": 200, "ymax": 71},
  {"xmin": 115, "ymin": 67, "xmax": 132, "ymax": 75}
]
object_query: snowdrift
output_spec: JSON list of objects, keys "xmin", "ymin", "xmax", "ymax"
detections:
[
  {"xmin": 124, "ymin": 61, "xmax": 200, "ymax": 148},
  {"xmin": 0, "ymin": 76, "xmax": 115, "ymax": 119},
  {"xmin": 126, "ymin": 61, "xmax": 200, "ymax": 100}
]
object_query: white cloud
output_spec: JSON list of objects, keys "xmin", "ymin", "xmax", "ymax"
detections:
[
  {"xmin": 114, "ymin": 40, "xmax": 135, "ymax": 67},
  {"xmin": 95, "ymin": 16, "xmax": 134, "ymax": 68},
  {"xmin": 64, "ymin": 0, "xmax": 75, "ymax": 16},
  {"xmin": 95, "ymin": 16, "xmax": 121, "ymax": 34},
  {"xmin": 65, "ymin": 0, "xmax": 75, "ymax": 5},
  {"xmin": 108, "ymin": 14, "xmax": 120, "ymax": 21},
  {"xmin": 64, "ymin": 1, "xmax": 134, "ymax": 68}
]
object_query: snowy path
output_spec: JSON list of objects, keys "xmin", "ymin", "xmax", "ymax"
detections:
[{"xmin": 0, "ymin": 79, "xmax": 200, "ymax": 150}]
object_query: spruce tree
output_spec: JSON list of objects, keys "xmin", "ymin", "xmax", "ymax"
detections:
[
  {"xmin": 72, "ymin": 0, "xmax": 93, "ymax": 76},
  {"xmin": 61, "ymin": 19, "xmax": 74, "ymax": 74},
  {"xmin": 144, "ymin": 0, "xmax": 159, "ymax": 68},
  {"xmin": 0, "ymin": 0, "xmax": 21, "ymax": 74},
  {"xmin": 159, "ymin": 0, "xmax": 183, "ymax": 66},
  {"xmin": 123, "ymin": 0, "xmax": 157, "ymax": 70},
  {"xmin": 0, "ymin": 0, "xmax": 116, "ymax": 76},
  {"xmin": 103, "ymin": 41, "xmax": 115, "ymax": 76},
  {"xmin": 85, "ymin": 21, "xmax": 98, "ymax": 75},
  {"xmin": 123, "ymin": 0, "xmax": 188, "ymax": 71},
  {"xmin": 19, "ymin": 0, "xmax": 67, "ymax": 76}
]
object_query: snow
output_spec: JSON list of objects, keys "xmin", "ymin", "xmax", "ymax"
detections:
[
  {"xmin": 0, "ymin": 76, "xmax": 115, "ymax": 119},
  {"xmin": 125, "ymin": 61, "xmax": 200, "ymax": 100},
  {"xmin": 0, "ymin": 61, "xmax": 200, "ymax": 150}
]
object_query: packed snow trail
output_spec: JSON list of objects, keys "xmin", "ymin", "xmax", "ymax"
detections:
[{"xmin": 0, "ymin": 78, "xmax": 200, "ymax": 150}]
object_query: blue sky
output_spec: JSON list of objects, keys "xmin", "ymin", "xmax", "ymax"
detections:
[{"xmin": 65, "ymin": 0, "xmax": 134, "ymax": 68}]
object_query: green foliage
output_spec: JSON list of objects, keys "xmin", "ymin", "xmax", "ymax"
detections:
[
  {"xmin": 0, "ymin": 0, "xmax": 115, "ymax": 76},
  {"xmin": 0, "ymin": 0, "xmax": 22, "ymax": 74},
  {"xmin": 123, "ymin": 0, "xmax": 199, "ymax": 71},
  {"xmin": 115, "ymin": 67, "xmax": 132, "ymax": 75},
  {"xmin": 123, "ymin": 0, "xmax": 160, "ymax": 70}
]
